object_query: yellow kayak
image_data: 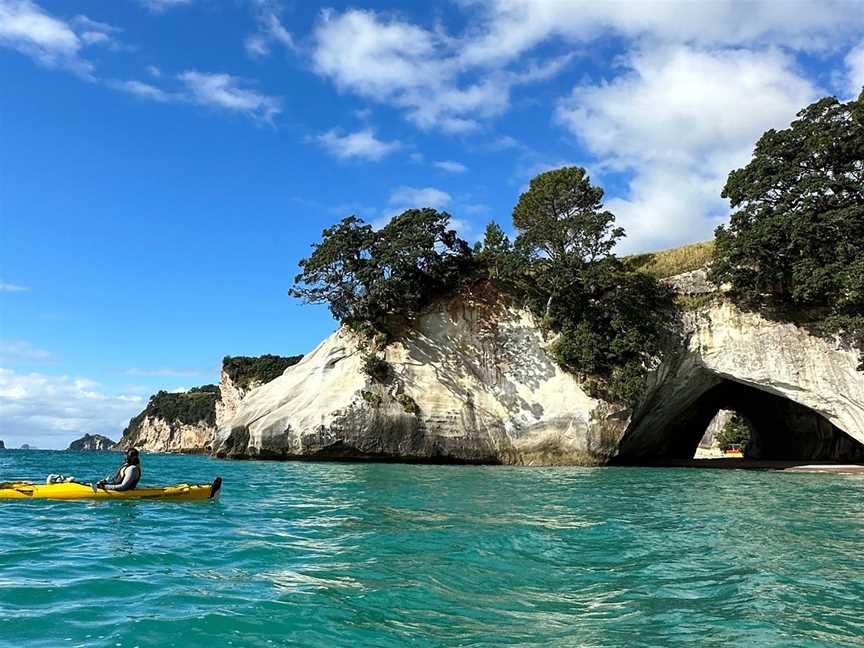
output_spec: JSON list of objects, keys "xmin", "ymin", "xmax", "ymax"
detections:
[{"xmin": 0, "ymin": 477, "xmax": 222, "ymax": 501}]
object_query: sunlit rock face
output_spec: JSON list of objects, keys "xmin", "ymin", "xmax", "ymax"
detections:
[
  {"xmin": 118, "ymin": 416, "xmax": 216, "ymax": 454},
  {"xmin": 216, "ymin": 279, "xmax": 864, "ymax": 465},
  {"xmin": 215, "ymin": 288, "xmax": 627, "ymax": 465}
]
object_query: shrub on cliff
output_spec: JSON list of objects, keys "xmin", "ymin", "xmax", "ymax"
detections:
[
  {"xmin": 126, "ymin": 385, "xmax": 221, "ymax": 432},
  {"xmin": 223, "ymin": 354, "xmax": 303, "ymax": 389},
  {"xmin": 711, "ymin": 91, "xmax": 864, "ymax": 355}
]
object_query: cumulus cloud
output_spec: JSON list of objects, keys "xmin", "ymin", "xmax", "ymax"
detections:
[
  {"xmin": 460, "ymin": 0, "xmax": 864, "ymax": 66},
  {"xmin": 310, "ymin": 2, "xmax": 860, "ymax": 134},
  {"xmin": 845, "ymin": 41, "xmax": 864, "ymax": 99},
  {"xmin": 556, "ymin": 45, "xmax": 818, "ymax": 252},
  {"xmin": 178, "ymin": 70, "xmax": 281, "ymax": 122},
  {"xmin": 433, "ymin": 160, "xmax": 468, "ymax": 173},
  {"xmin": 315, "ymin": 128, "xmax": 402, "ymax": 161},
  {"xmin": 0, "ymin": 368, "xmax": 145, "ymax": 449},
  {"xmin": 0, "ymin": 0, "xmax": 121, "ymax": 76},
  {"xmin": 311, "ymin": 9, "xmax": 560, "ymax": 133},
  {"xmin": 389, "ymin": 186, "xmax": 452, "ymax": 210}
]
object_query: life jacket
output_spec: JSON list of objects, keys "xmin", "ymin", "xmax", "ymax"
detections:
[{"xmin": 112, "ymin": 462, "xmax": 142, "ymax": 489}]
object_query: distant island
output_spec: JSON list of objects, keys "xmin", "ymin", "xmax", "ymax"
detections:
[
  {"xmin": 68, "ymin": 434, "xmax": 118, "ymax": 451},
  {"xmin": 20, "ymin": 444, "xmax": 34, "ymax": 450},
  {"xmin": 0, "ymin": 440, "xmax": 5, "ymax": 450}
]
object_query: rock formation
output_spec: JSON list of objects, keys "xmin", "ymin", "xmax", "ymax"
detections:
[
  {"xmin": 68, "ymin": 434, "xmax": 117, "ymax": 451},
  {"xmin": 117, "ymin": 356, "xmax": 302, "ymax": 453},
  {"xmin": 0, "ymin": 440, "xmax": 5, "ymax": 450},
  {"xmin": 216, "ymin": 287, "xmax": 629, "ymax": 464},
  {"xmin": 215, "ymin": 279, "xmax": 864, "ymax": 465}
]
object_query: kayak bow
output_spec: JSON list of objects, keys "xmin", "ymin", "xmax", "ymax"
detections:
[{"xmin": 0, "ymin": 477, "xmax": 222, "ymax": 501}]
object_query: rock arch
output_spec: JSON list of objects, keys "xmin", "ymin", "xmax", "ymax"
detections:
[{"xmin": 614, "ymin": 302, "xmax": 864, "ymax": 463}]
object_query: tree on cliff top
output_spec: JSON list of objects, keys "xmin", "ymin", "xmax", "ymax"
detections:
[
  {"xmin": 511, "ymin": 166, "xmax": 673, "ymax": 404},
  {"xmin": 290, "ymin": 209, "xmax": 473, "ymax": 329},
  {"xmin": 513, "ymin": 166, "xmax": 624, "ymax": 268},
  {"xmin": 710, "ymin": 91, "xmax": 864, "ymax": 353}
]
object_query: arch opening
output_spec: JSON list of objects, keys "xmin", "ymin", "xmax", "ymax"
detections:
[{"xmin": 616, "ymin": 377, "xmax": 864, "ymax": 464}]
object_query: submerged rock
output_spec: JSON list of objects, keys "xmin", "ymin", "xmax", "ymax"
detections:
[{"xmin": 68, "ymin": 434, "xmax": 117, "ymax": 451}]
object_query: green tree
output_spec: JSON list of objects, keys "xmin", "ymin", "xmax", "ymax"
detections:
[
  {"xmin": 513, "ymin": 166, "xmax": 624, "ymax": 266},
  {"xmin": 710, "ymin": 91, "xmax": 864, "ymax": 353},
  {"xmin": 289, "ymin": 216, "xmax": 375, "ymax": 322},
  {"xmin": 512, "ymin": 166, "xmax": 674, "ymax": 404},
  {"xmin": 476, "ymin": 221, "xmax": 514, "ymax": 280},
  {"xmin": 716, "ymin": 414, "xmax": 752, "ymax": 451},
  {"xmin": 290, "ymin": 209, "xmax": 473, "ymax": 330}
]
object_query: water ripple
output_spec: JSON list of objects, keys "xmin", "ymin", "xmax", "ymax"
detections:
[{"xmin": 1, "ymin": 452, "xmax": 863, "ymax": 647}]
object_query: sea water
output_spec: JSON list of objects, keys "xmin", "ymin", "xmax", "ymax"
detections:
[{"xmin": 0, "ymin": 450, "xmax": 862, "ymax": 648}]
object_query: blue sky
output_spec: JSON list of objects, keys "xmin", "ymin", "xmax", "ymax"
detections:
[{"xmin": 1, "ymin": 0, "xmax": 863, "ymax": 448}]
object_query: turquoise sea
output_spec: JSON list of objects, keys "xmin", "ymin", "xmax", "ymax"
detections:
[{"xmin": 1, "ymin": 450, "xmax": 862, "ymax": 648}]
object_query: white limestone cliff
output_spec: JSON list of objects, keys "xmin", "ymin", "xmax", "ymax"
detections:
[
  {"xmin": 216, "ymin": 289, "xmax": 627, "ymax": 464},
  {"xmin": 216, "ymin": 282, "xmax": 864, "ymax": 465}
]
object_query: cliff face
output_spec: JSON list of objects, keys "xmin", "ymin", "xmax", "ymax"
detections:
[
  {"xmin": 118, "ymin": 357, "xmax": 302, "ymax": 454},
  {"xmin": 216, "ymin": 290, "xmax": 627, "ymax": 464},
  {"xmin": 118, "ymin": 385, "xmax": 221, "ymax": 454},
  {"xmin": 68, "ymin": 434, "xmax": 117, "ymax": 451},
  {"xmin": 119, "ymin": 415, "xmax": 216, "ymax": 454},
  {"xmin": 215, "ymin": 281, "xmax": 864, "ymax": 465}
]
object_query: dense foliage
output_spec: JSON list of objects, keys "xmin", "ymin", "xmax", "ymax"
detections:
[
  {"xmin": 290, "ymin": 209, "xmax": 474, "ymax": 332},
  {"xmin": 223, "ymin": 354, "xmax": 303, "ymax": 389},
  {"xmin": 716, "ymin": 413, "xmax": 752, "ymax": 451},
  {"xmin": 127, "ymin": 385, "xmax": 221, "ymax": 431},
  {"xmin": 504, "ymin": 167, "xmax": 674, "ymax": 403},
  {"xmin": 711, "ymin": 91, "xmax": 864, "ymax": 356},
  {"xmin": 291, "ymin": 169, "xmax": 673, "ymax": 405}
]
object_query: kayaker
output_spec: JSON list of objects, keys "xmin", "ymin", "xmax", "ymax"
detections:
[{"xmin": 96, "ymin": 448, "xmax": 142, "ymax": 491}]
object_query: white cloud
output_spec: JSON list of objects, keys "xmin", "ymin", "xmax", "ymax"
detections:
[
  {"xmin": 460, "ymin": 0, "xmax": 864, "ymax": 66},
  {"xmin": 0, "ymin": 0, "xmax": 102, "ymax": 75},
  {"xmin": 178, "ymin": 70, "xmax": 281, "ymax": 122},
  {"xmin": 310, "ymin": 3, "xmax": 861, "ymax": 134},
  {"xmin": 112, "ymin": 79, "xmax": 172, "ymax": 102},
  {"xmin": 139, "ymin": 0, "xmax": 193, "ymax": 13},
  {"xmin": 245, "ymin": 1, "xmax": 295, "ymax": 58},
  {"xmin": 311, "ymin": 9, "xmax": 554, "ymax": 133},
  {"xmin": 433, "ymin": 160, "xmax": 468, "ymax": 173},
  {"xmin": 845, "ymin": 41, "xmax": 864, "ymax": 99},
  {"xmin": 0, "ymin": 281, "xmax": 29, "ymax": 292},
  {"xmin": 315, "ymin": 128, "xmax": 402, "ymax": 161},
  {"xmin": 556, "ymin": 45, "xmax": 818, "ymax": 252},
  {"xmin": 0, "ymin": 340, "xmax": 54, "ymax": 362},
  {"xmin": 389, "ymin": 186, "xmax": 452, "ymax": 210},
  {"xmin": 0, "ymin": 368, "xmax": 145, "ymax": 449},
  {"xmin": 146, "ymin": 64, "xmax": 161, "ymax": 78}
]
